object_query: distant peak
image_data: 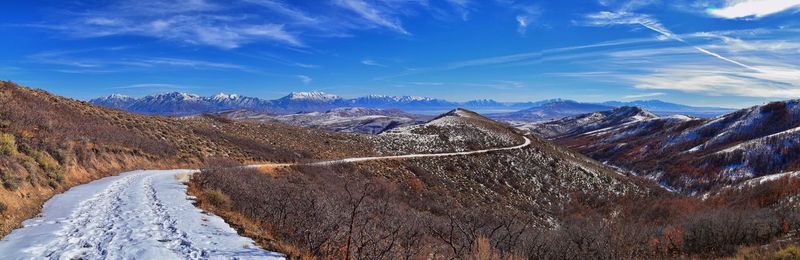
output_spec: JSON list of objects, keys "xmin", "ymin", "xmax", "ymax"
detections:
[
  {"xmin": 99, "ymin": 93, "xmax": 132, "ymax": 100},
  {"xmin": 443, "ymin": 108, "xmax": 479, "ymax": 118},
  {"xmin": 148, "ymin": 92, "xmax": 201, "ymax": 101},
  {"xmin": 611, "ymin": 106, "xmax": 658, "ymax": 119},
  {"xmin": 285, "ymin": 91, "xmax": 340, "ymax": 101},
  {"xmin": 212, "ymin": 92, "xmax": 239, "ymax": 100}
]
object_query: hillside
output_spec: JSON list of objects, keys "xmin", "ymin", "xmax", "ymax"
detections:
[
  {"xmin": 488, "ymin": 100, "xmax": 614, "ymax": 122},
  {"xmin": 6, "ymin": 82, "xmax": 800, "ymax": 259},
  {"xmin": 535, "ymin": 101, "xmax": 800, "ymax": 193},
  {"xmin": 521, "ymin": 106, "xmax": 659, "ymax": 138},
  {"xmin": 218, "ymin": 107, "xmax": 425, "ymax": 134},
  {"xmin": 602, "ymin": 100, "xmax": 733, "ymax": 117},
  {"xmin": 379, "ymin": 108, "xmax": 527, "ymax": 153},
  {"xmin": 190, "ymin": 108, "xmax": 663, "ymax": 258},
  {"xmin": 0, "ymin": 81, "xmax": 378, "ymax": 236}
]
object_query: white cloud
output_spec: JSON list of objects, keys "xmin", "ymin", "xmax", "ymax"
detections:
[
  {"xmin": 708, "ymin": 0, "xmax": 800, "ymax": 19},
  {"xmin": 297, "ymin": 75, "xmax": 312, "ymax": 84},
  {"xmin": 361, "ymin": 59, "xmax": 387, "ymax": 67},
  {"xmin": 516, "ymin": 15, "xmax": 529, "ymax": 34},
  {"xmin": 242, "ymin": 0, "xmax": 318, "ymax": 23},
  {"xmin": 629, "ymin": 65, "xmax": 800, "ymax": 97},
  {"xmin": 583, "ymin": 11, "xmax": 760, "ymax": 71},
  {"xmin": 28, "ymin": 49, "xmax": 250, "ymax": 73},
  {"xmin": 445, "ymin": 0, "xmax": 472, "ymax": 20},
  {"xmin": 335, "ymin": 0, "xmax": 410, "ymax": 35}
]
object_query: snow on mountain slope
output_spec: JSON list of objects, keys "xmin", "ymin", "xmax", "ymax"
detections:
[
  {"xmin": 488, "ymin": 100, "xmax": 614, "ymax": 122},
  {"xmin": 379, "ymin": 108, "xmax": 526, "ymax": 154},
  {"xmin": 0, "ymin": 170, "xmax": 282, "ymax": 259},
  {"xmin": 547, "ymin": 100, "xmax": 800, "ymax": 193},
  {"xmin": 220, "ymin": 107, "xmax": 424, "ymax": 134},
  {"xmin": 282, "ymin": 91, "xmax": 340, "ymax": 101},
  {"xmin": 602, "ymin": 100, "xmax": 733, "ymax": 117},
  {"xmin": 520, "ymin": 106, "xmax": 659, "ymax": 138}
]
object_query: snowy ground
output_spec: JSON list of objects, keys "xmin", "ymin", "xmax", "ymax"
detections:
[{"xmin": 0, "ymin": 170, "xmax": 283, "ymax": 260}]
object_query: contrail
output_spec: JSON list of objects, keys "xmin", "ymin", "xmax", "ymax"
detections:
[{"xmin": 637, "ymin": 21, "xmax": 761, "ymax": 72}]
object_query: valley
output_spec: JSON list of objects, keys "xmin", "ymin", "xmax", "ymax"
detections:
[
  {"xmin": 5, "ymin": 1, "xmax": 800, "ymax": 258},
  {"xmin": 2, "ymin": 81, "xmax": 800, "ymax": 259}
]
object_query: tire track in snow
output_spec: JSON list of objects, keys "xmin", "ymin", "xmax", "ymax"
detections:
[
  {"xmin": 142, "ymin": 175, "xmax": 206, "ymax": 259},
  {"xmin": 42, "ymin": 175, "xmax": 135, "ymax": 259}
]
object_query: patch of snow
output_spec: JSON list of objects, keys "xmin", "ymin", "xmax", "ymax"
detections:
[
  {"xmin": 0, "ymin": 170, "xmax": 283, "ymax": 260},
  {"xmin": 287, "ymin": 91, "xmax": 340, "ymax": 101}
]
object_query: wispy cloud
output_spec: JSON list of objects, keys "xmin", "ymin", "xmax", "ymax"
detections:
[
  {"xmin": 297, "ymin": 75, "xmax": 312, "ymax": 84},
  {"xmin": 26, "ymin": 0, "xmax": 305, "ymax": 49},
  {"xmin": 335, "ymin": 0, "xmax": 410, "ymax": 35},
  {"xmin": 583, "ymin": 11, "xmax": 760, "ymax": 71},
  {"xmin": 623, "ymin": 92, "xmax": 665, "ymax": 99},
  {"xmin": 628, "ymin": 65, "xmax": 800, "ymax": 97},
  {"xmin": 361, "ymin": 59, "xmax": 387, "ymax": 67},
  {"xmin": 242, "ymin": 0, "xmax": 318, "ymax": 23},
  {"xmin": 547, "ymin": 28, "xmax": 800, "ymax": 98},
  {"xmin": 28, "ymin": 49, "xmax": 250, "ymax": 73},
  {"xmin": 514, "ymin": 5, "xmax": 541, "ymax": 35},
  {"xmin": 445, "ymin": 0, "xmax": 472, "ymax": 20},
  {"xmin": 707, "ymin": 0, "xmax": 800, "ymax": 19}
]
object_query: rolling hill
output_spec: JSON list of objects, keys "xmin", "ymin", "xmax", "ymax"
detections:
[{"xmin": 530, "ymin": 101, "xmax": 800, "ymax": 193}]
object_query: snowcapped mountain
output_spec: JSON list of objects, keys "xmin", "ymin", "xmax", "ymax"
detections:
[
  {"xmin": 380, "ymin": 108, "xmax": 527, "ymax": 153},
  {"xmin": 91, "ymin": 91, "xmax": 734, "ymax": 118},
  {"xmin": 281, "ymin": 91, "xmax": 341, "ymax": 101},
  {"xmin": 219, "ymin": 107, "xmax": 425, "ymax": 134},
  {"xmin": 90, "ymin": 92, "xmax": 273, "ymax": 115},
  {"xmin": 520, "ymin": 106, "xmax": 659, "ymax": 138},
  {"xmin": 601, "ymin": 100, "xmax": 733, "ymax": 117},
  {"xmin": 90, "ymin": 94, "xmax": 136, "ymax": 108},
  {"xmin": 488, "ymin": 100, "xmax": 614, "ymax": 122},
  {"xmin": 347, "ymin": 95, "xmax": 456, "ymax": 112},
  {"xmin": 538, "ymin": 100, "xmax": 800, "ymax": 193}
]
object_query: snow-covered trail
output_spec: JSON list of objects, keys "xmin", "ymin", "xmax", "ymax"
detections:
[
  {"xmin": 0, "ymin": 170, "xmax": 283, "ymax": 260},
  {"xmin": 253, "ymin": 136, "xmax": 531, "ymax": 168}
]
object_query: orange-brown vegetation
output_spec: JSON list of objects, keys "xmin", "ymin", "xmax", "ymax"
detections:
[
  {"xmin": 0, "ymin": 81, "xmax": 378, "ymax": 236},
  {"xmin": 193, "ymin": 157, "xmax": 800, "ymax": 259}
]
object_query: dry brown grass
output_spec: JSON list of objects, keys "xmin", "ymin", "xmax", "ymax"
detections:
[
  {"xmin": 0, "ymin": 81, "xmax": 379, "ymax": 237},
  {"xmin": 186, "ymin": 176, "xmax": 313, "ymax": 259}
]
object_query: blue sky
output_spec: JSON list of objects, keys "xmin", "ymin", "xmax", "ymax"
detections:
[{"xmin": 1, "ymin": 0, "xmax": 799, "ymax": 108}]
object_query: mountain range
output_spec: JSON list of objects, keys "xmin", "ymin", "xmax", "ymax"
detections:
[
  {"xmin": 217, "ymin": 107, "xmax": 426, "ymax": 134},
  {"xmin": 526, "ymin": 101, "xmax": 800, "ymax": 193},
  {"xmin": 6, "ymin": 81, "xmax": 800, "ymax": 258},
  {"xmin": 90, "ymin": 91, "xmax": 734, "ymax": 117}
]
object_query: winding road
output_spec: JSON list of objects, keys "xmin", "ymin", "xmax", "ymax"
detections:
[
  {"xmin": 0, "ymin": 136, "xmax": 531, "ymax": 259},
  {"xmin": 254, "ymin": 136, "xmax": 532, "ymax": 168}
]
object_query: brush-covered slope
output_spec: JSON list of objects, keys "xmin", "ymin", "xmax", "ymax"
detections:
[
  {"xmin": 218, "ymin": 107, "xmax": 424, "ymax": 134},
  {"xmin": 544, "ymin": 100, "xmax": 800, "ymax": 193},
  {"xmin": 378, "ymin": 108, "xmax": 527, "ymax": 153},
  {"xmin": 489, "ymin": 100, "xmax": 614, "ymax": 122},
  {"xmin": 0, "ymin": 81, "xmax": 377, "ymax": 236},
  {"xmin": 523, "ymin": 106, "xmax": 659, "ymax": 138},
  {"xmin": 194, "ymin": 108, "xmax": 659, "ymax": 258}
]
